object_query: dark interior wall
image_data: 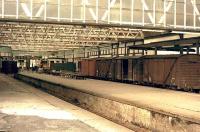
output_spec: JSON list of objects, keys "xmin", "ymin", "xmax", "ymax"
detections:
[{"xmin": 123, "ymin": 59, "xmax": 128, "ymax": 79}]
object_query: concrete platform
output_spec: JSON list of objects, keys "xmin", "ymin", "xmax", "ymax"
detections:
[
  {"xmin": 0, "ymin": 74, "xmax": 132, "ymax": 132},
  {"xmin": 15, "ymin": 72, "xmax": 200, "ymax": 131}
]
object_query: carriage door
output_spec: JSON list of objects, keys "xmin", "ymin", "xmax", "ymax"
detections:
[{"xmin": 122, "ymin": 59, "xmax": 128, "ymax": 80}]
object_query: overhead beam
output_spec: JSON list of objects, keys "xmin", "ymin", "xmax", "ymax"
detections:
[
  {"xmin": 0, "ymin": 22, "xmax": 143, "ymax": 51},
  {"xmin": 0, "ymin": 18, "xmax": 200, "ymax": 33},
  {"xmin": 129, "ymin": 36, "xmax": 200, "ymax": 49}
]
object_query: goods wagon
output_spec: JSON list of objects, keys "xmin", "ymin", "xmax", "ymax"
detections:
[
  {"xmin": 79, "ymin": 60, "xmax": 88, "ymax": 76},
  {"xmin": 86, "ymin": 57, "xmax": 143, "ymax": 82},
  {"xmin": 127, "ymin": 58, "xmax": 143, "ymax": 83},
  {"xmin": 1, "ymin": 61, "xmax": 18, "ymax": 74},
  {"xmin": 79, "ymin": 59, "xmax": 96, "ymax": 77},
  {"xmin": 114, "ymin": 57, "xmax": 143, "ymax": 82},
  {"xmin": 50, "ymin": 62, "xmax": 76, "ymax": 72},
  {"xmin": 96, "ymin": 58, "xmax": 116, "ymax": 80},
  {"xmin": 79, "ymin": 54, "xmax": 200, "ymax": 92},
  {"xmin": 142, "ymin": 55, "xmax": 200, "ymax": 91},
  {"xmin": 88, "ymin": 60, "xmax": 96, "ymax": 77}
]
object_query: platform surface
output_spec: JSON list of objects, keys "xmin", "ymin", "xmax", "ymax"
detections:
[
  {"xmin": 19, "ymin": 72, "xmax": 200, "ymax": 124},
  {"xmin": 0, "ymin": 74, "xmax": 132, "ymax": 132}
]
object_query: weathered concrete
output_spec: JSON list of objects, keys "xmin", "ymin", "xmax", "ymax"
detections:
[
  {"xmin": 15, "ymin": 72, "xmax": 200, "ymax": 131},
  {"xmin": 0, "ymin": 74, "xmax": 132, "ymax": 132}
]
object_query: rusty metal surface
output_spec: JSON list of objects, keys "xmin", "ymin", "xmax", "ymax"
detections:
[
  {"xmin": 172, "ymin": 55, "xmax": 200, "ymax": 90},
  {"xmin": 108, "ymin": 59, "xmax": 117, "ymax": 80},
  {"xmin": 116, "ymin": 60, "xmax": 122, "ymax": 81},
  {"xmin": 96, "ymin": 59, "xmax": 111, "ymax": 79},
  {"xmin": 80, "ymin": 60, "xmax": 89, "ymax": 76},
  {"xmin": 143, "ymin": 55, "xmax": 200, "ymax": 90},
  {"xmin": 128, "ymin": 59, "xmax": 133, "ymax": 81},
  {"xmin": 143, "ymin": 58, "xmax": 175, "ymax": 85},
  {"xmin": 132, "ymin": 59, "xmax": 143, "ymax": 82},
  {"xmin": 88, "ymin": 60, "xmax": 96, "ymax": 77}
]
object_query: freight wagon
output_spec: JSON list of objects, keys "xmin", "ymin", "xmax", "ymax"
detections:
[
  {"xmin": 79, "ymin": 54, "xmax": 200, "ymax": 92},
  {"xmin": 95, "ymin": 57, "xmax": 143, "ymax": 82},
  {"xmin": 1, "ymin": 60, "xmax": 18, "ymax": 74},
  {"xmin": 80, "ymin": 57, "xmax": 143, "ymax": 82},
  {"xmin": 142, "ymin": 55, "xmax": 200, "ymax": 91},
  {"xmin": 78, "ymin": 59, "xmax": 96, "ymax": 77},
  {"xmin": 96, "ymin": 58, "xmax": 116, "ymax": 80},
  {"xmin": 50, "ymin": 62, "xmax": 76, "ymax": 72}
]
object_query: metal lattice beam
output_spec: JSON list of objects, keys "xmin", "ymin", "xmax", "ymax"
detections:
[{"xmin": 0, "ymin": 23, "xmax": 143, "ymax": 51}]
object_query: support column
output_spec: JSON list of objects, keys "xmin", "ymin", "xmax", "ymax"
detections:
[
  {"xmin": 98, "ymin": 46, "xmax": 101, "ymax": 58},
  {"xmin": 83, "ymin": 47, "xmax": 86, "ymax": 58},
  {"xmin": 142, "ymin": 49, "xmax": 145, "ymax": 56},
  {"xmin": 116, "ymin": 43, "xmax": 119, "ymax": 57},
  {"xmin": 125, "ymin": 43, "xmax": 127, "ymax": 56},
  {"xmin": 72, "ymin": 49, "xmax": 75, "ymax": 62},
  {"xmin": 154, "ymin": 47, "xmax": 158, "ymax": 55},
  {"xmin": 111, "ymin": 44, "xmax": 114, "ymax": 57},
  {"xmin": 180, "ymin": 47, "xmax": 183, "ymax": 55},
  {"xmin": 64, "ymin": 51, "xmax": 66, "ymax": 59},
  {"xmin": 187, "ymin": 47, "xmax": 190, "ymax": 54},
  {"xmin": 127, "ymin": 48, "xmax": 130, "ymax": 56},
  {"xmin": 197, "ymin": 43, "xmax": 199, "ymax": 55}
]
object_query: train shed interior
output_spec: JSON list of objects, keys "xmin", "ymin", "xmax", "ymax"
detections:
[{"xmin": 0, "ymin": 0, "xmax": 200, "ymax": 131}]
